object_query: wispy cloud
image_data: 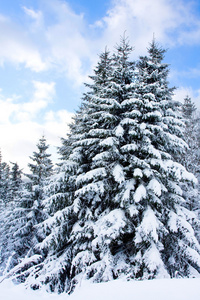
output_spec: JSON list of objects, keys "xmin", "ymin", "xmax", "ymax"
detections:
[
  {"xmin": 23, "ymin": 6, "xmax": 43, "ymax": 26},
  {"xmin": 0, "ymin": 115, "xmax": 73, "ymax": 172},
  {"xmin": 0, "ymin": 13, "xmax": 46, "ymax": 71},
  {"xmin": 95, "ymin": 0, "xmax": 200, "ymax": 53},
  {"xmin": 0, "ymin": 82, "xmax": 73, "ymax": 170},
  {"xmin": 1, "ymin": 0, "xmax": 200, "ymax": 81},
  {"xmin": 0, "ymin": 81, "xmax": 55, "ymax": 123}
]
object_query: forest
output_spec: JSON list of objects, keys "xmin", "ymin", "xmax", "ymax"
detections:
[{"xmin": 0, "ymin": 37, "xmax": 200, "ymax": 294}]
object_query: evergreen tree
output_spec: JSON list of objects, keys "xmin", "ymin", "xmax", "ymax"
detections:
[
  {"xmin": 123, "ymin": 40, "xmax": 200, "ymax": 279},
  {"xmin": 68, "ymin": 39, "xmax": 200, "ymax": 283},
  {"xmin": 22, "ymin": 135, "xmax": 54, "ymax": 246},
  {"xmin": 22, "ymin": 48, "xmax": 118, "ymax": 292},
  {"xmin": 182, "ymin": 95, "xmax": 196, "ymax": 120},
  {"xmin": 0, "ymin": 152, "xmax": 10, "ymax": 207},
  {"xmin": 0, "ymin": 136, "xmax": 53, "ymax": 277},
  {"xmin": 8, "ymin": 162, "xmax": 23, "ymax": 202},
  {"xmin": 180, "ymin": 96, "xmax": 200, "ymax": 240},
  {"xmin": 27, "ymin": 135, "xmax": 53, "ymax": 185},
  {"xmin": 0, "ymin": 159, "xmax": 23, "ymax": 275},
  {"xmin": 181, "ymin": 96, "xmax": 200, "ymax": 179},
  {"xmin": 24, "ymin": 135, "xmax": 54, "ymax": 226}
]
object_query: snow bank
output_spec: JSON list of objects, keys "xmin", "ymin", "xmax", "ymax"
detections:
[{"xmin": 0, "ymin": 277, "xmax": 200, "ymax": 300}]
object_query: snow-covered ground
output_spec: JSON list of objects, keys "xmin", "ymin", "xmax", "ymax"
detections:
[{"xmin": 0, "ymin": 277, "xmax": 200, "ymax": 300}]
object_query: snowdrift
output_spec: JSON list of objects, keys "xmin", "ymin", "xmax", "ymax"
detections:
[{"xmin": 0, "ymin": 277, "xmax": 200, "ymax": 300}]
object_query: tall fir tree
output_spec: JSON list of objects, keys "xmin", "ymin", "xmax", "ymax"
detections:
[
  {"xmin": 124, "ymin": 40, "xmax": 200, "ymax": 279},
  {"xmin": 21, "ymin": 48, "xmax": 118, "ymax": 292}
]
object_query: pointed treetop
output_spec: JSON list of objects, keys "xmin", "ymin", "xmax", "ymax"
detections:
[
  {"xmin": 182, "ymin": 95, "xmax": 196, "ymax": 120},
  {"xmin": 114, "ymin": 32, "xmax": 134, "ymax": 58},
  {"xmin": 147, "ymin": 38, "xmax": 166, "ymax": 63}
]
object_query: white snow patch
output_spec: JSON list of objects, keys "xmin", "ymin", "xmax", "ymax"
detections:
[
  {"xmin": 0, "ymin": 277, "xmax": 200, "ymax": 300},
  {"xmin": 115, "ymin": 124, "xmax": 124, "ymax": 137},
  {"xmin": 76, "ymin": 168, "xmax": 106, "ymax": 184},
  {"xmin": 92, "ymin": 209, "xmax": 126, "ymax": 248},
  {"xmin": 121, "ymin": 143, "xmax": 137, "ymax": 152},
  {"xmin": 99, "ymin": 137, "xmax": 116, "ymax": 146},
  {"xmin": 93, "ymin": 151, "xmax": 110, "ymax": 161},
  {"xmin": 75, "ymin": 181, "xmax": 104, "ymax": 196},
  {"xmin": 163, "ymin": 160, "xmax": 198, "ymax": 184},
  {"xmin": 147, "ymin": 178, "xmax": 162, "ymax": 197},
  {"xmin": 134, "ymin": 184, "xmax": 146, "ymax": 203},
  {"xmin": 122, "ymin": 179, "xmax": 135, "ymax": 201},
  {"xmin": 135, "ymin": 206, "xmax": 159, "ymax": 243},
  {"xmin": 133, "ymin": 168, "xmax": 143, "ymax": 178},
  {"xmin": 113, "ymin": 164, "xmax": 125, "ymax": 184},
  {"xmin": 168, "ymin": 211, "xmax": 178, "ymax": 232},
  {"xmin": 143, "ymin": 243, "xmax": 169, "ymax": 277},
  {"xmin": 128, "ymin": 204, "xmax": 138, "ymax": 217}
]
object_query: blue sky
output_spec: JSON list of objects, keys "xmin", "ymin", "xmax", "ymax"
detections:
[{"xmin": 0, "ymin": 0, "xmax": 200, "ymax": 171}]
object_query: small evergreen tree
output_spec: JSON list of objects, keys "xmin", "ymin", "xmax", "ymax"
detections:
[
  {"xmin": 8, "ymin": 162, "xmax": 23, "ymax": 202},
  {"xmin": 181, "ymin": 96, "xmax": 200, "ymax": 178},
  {"xmin": 0, "ymin": 158, "xmax": 23, "ymax": 275},
  {"xmin": 182, "ymin": 95, "xmax": 196, "ymax": 120},
  {"xmin": 0, "ymin": 152, "xmax": 10, "ymax": 207},
  {"xmin": 180, "ymin": 96, "xmax": 200, "ymax": 240},
  {"xmin": 0, "ymin": 136, "xmax": 53, "ymax": 277}
]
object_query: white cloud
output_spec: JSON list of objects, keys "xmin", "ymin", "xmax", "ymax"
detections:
[
  {"xmin": 0, "ymin": 87, "xmax": 73, "ymax": 171},
  {"xmin": 42, "ymin": 1, "xmax": 93, "ymax": 86},
  {"xmin": 0, "ymin": 95, "xmax": 18, "ymax": 125},
  {"xmin": 0, "ymin": 81, "xmax": 55, "ymax": 123},
  {"xmin": 0, "ymin": 14, "xmax": 46, "ymax": 71},
  {"xmin": 1, "ymin": 0, "xmax": 200, "ymax": 77},
  {"xmin": 1, "ymin": 0, "xmax": 199, "ymax": 83},
  {"xmin": 23, "ymin": 6, "xmax": 43, "ymax": 27},
  {"xmin": 94, "ymin": 0, "xmax": 200, "ymax": 55},
  {"xmin": 0, "ymin": 116, "xmax": 73, "ymax": 172},
  {"xmin": 20, "ymin": 81, "xmax": 56, "ymax": 119}
]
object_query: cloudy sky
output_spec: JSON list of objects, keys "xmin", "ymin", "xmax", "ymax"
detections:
[{"xmin": 0, "ymin": 0, "xmax": 200, "ymax": 171}]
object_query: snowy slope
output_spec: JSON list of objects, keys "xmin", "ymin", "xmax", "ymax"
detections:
[{"xmin": 0, "ymin": 277, "xmax": 200, "ymax": 300}]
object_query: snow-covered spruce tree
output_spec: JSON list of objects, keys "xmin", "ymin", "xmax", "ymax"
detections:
[
  {"xmin": 67, "ymin": 39, "xmax": 137, "ymax": 288},
  {"xmin": 16, "ymin": 135, "xmax": 54, "ymax": 251},
  {"xmin": 0, "ymin": 136, "xmax": 54, "ymax": 278},
  {"xmin": 0, "ymin": 159, "xmax": 22, "ymax": 209},
  {"xmin": 181, "ymin": 96, "xmax": 200, "ymax": 183},
  {"xmin": 18, "ymin": 48, "xmax": 119, "ymax": 292},
  {"xmin": 0, "ymin": 152, "xmax": 11, "ymax": 273},
  {"xmin": 0, "ymin": 152, "xmax": 10, "ymax": 207},
  {"xmin": 129, "ymin": 40, "xmax": 200, "ymax": 279},
  {"xmin": 17, "ymin": 67, "xmax": 119, "ymax": 289},
  {"xmin": 180, "ymin": 96, "xmax": 200, "ymax": 240},
  {"xmin": 8, "ymin": 162, "xmax": 23, "ymax": 202},
  {"xmin": 24, "ymin": 135, "xmax": 54, "ymax": 225},
  {"xmin": 12, "ymin": 39, "xmax": 136, "ymax": 292},
  {"xmin": 0, "ymin": 163, "xmax": 24, "ymax": 275},
  {"xmin": 66, "ymin": 39, "xmax": 200, "ymax": 282}
]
